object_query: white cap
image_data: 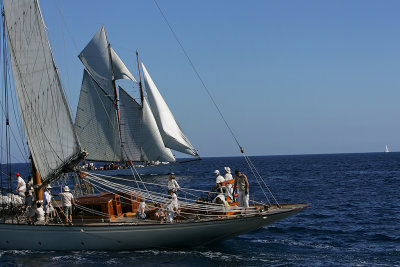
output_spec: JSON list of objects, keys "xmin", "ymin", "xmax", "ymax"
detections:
[
  {"xmin": 64, "ymin": 186, "xmax": 70, "ymax": 192},
  {"xmin": 224, "ymin": 167, "xmax": 231, "ymax": 173},
  {"xmin": 217, "ymin": 194, "xmax": 226, "ymax": 201},
  {"xmin": 46, "ymin": 185, "xmax": 52, "ymax": 189},
  {"xmin": 214, "ymin": 170, "xmax": 220, "ymax": 175},
  {"xmin": 172, "ymin": 193, "xmax": 177, "ymax": 199}
]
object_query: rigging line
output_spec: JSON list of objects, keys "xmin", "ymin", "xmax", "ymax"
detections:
[
  {"xmin": 243, "ymin": 155, "xmax": 271, "ymax": 205},
  {"xmin": 152, "ymin": 0, "xmax": 243, "ymax": 153},
  {"xmin": 85, "ymin": 177, "xmax": 243, "ymax": 215},
  {"xmin": 153, "ymin": 1, "xmax": 281, "ymax": 208},
  {"xmin": 1, "ymin": 28, "xmax": 28, "ymax": 158},
  {"xmin": 52, "ymin": 0, "xmax": 79, "ymax": 118},
  {"xmin": 86, "ymin": 175, "xmax": 240, "ymax": 213},
  {"xmin": 244, "ymin": 154, "xmax": 280, "ymax": 206}
]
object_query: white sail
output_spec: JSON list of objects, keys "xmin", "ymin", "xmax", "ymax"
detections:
[
  {"xmin": 78, "ymin": 26, "xmax": 136, "ymax": 94},
  {"xmin": 3, "ymin": 0, "xmax": 82, "ymax": 181},
  {"xmin": 385, "ymin": 145, "xmax": 389, "ymax": 153},
  {"xmin": 110, "ymin": 47, "xmax": 136, "ymax": 82},
  {"xmin": 119, "ymin": 88, "xmax": 175, "ymax": 162},
  {"xmin": 142, "ymin": 64, "xmax": 197, "ymax": 156},
  {"xmin": 75, "ymin": 70, "xmax": 122, "ymax": 162}
]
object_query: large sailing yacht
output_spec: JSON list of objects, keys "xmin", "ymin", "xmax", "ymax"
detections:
[{"xmin": 0, "ymin": 0, "xmax": 309, "ymax": 250}]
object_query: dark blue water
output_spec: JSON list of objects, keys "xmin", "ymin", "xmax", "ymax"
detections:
[{"xmin": 1, "ymin": 153, "xmax": 399, "ymax": 266}]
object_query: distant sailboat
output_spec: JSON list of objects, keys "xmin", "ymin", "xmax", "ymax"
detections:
[
  {"xmin": 75, "ymin": 26, "xmax": 199, "ymax": 173},
  {"xmin": 385, "ymin": 145, "xmax": 389, "ymax": 153}
]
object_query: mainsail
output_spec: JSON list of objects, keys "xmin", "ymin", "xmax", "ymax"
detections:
[
  {"xmin": 142, "ymin": 64, "xmax": 198, "ymax": 157},
  {"xmin": 3, "ymin": 0, "xmax": 83, "ymax": 182},
  {"xmin": 75, "ymin": 70, "xmax": 122, "ymax": 162}
]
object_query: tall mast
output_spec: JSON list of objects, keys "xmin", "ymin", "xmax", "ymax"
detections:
[
  {"xmin": 104, "ymin": 32, "xmax": 124, "ymax": 159},
  {"xmin": 30, "ymin": 156, "xmax": 43, "ymax": 201},
  {"xmin": 136, "ymin": 51, "xmax": 144, "ymax": 105}
]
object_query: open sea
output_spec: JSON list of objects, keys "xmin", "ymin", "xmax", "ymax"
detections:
[{"xmin": 0, "ymin": 152, "xmax": 399, "ymax": 266}]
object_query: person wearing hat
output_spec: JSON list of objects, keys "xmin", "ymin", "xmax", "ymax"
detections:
[
  {"xmin": 44, "ymin": 185, "xmax": 55, "ymax": 225},
  {"xmin": 15, "ymin": 173, "xmax": 26, "ymax": 198},
  {"xmin": 233, "ymin": 169, "xmax": 250, "ymax": 212},
  {"xmin": 136, "ymin": 198, "xmax": 148, "ymax": 220},
  {"xmin": 167, "ymin": 174, "xmax": 181, "ymax": 194},
  {"xmin": 224, "ymin": 167, "xmax": 234, "ymax": 200},
  {"xmin": 165, "ymin": 192, "xmax": 180, "ymax": 223},
  {"xmin": 58, "ymin": 186, "xmax": 76, "ymax": 226},
  {"xmin": 214, "ymin": 170, "xmax": 225, "ymax": 187}
]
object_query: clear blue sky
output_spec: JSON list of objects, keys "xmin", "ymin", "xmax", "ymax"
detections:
[{"xmin": 14, "ymin": 0, "xmax": 400, "ymax": 160}]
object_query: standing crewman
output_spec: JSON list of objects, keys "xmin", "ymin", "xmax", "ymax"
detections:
[
  {"xmin": 44, "ymin": 185, "xmax": 55, "ymax": 225},
  {"xmin": 58, "ymin": 186, "xmax": 76, "ymax": 226},
  {"xmin": 233, "ymin": 169, "xmax": 250, "ymax": 212},
  {"xmin": 167, "ymin": 174, "xmax": 181, "ymax": 194},
  {"xmin": 224, "ymin": 167, "xmax": 234, "ymax": 199}
]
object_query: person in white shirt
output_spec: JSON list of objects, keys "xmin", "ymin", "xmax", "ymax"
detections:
[
  {"xmin": 25, "ymin": 191, "xmax": 35, "ymax": 224},
  {"xmin": 167, "ymin": 174, "xmax": 181, "ymax": 194},
  {"xmin": 165, "ymin": 192, "xmax": 179, "ymax": 223},
  {"xmin": 213, "ymin": 193, "xmax": 230, "ymax": 217},
  {"xmin": 58, "ymin": 186, "xmax": 76, "ymax": 226},
  {"xmin": 15, "ymin": 173, "xmax": 26, "ymax": 197},
  {"xmin": 26, "ymin": 176, "xmax": 34, "ymax": 196},
  {"xmin": 44, "ymin": 185, "xmax": 55, "ymax": 225},
  {"xmin": 214, "ymin": 170, "xmax": 225, "ymax": 186},
  {"xmin": 35, "ymin": 202, "xmax": 45, "ymax": 224},
  {"xmin": 224, "ymin": 167, "xmax": 234, "ymax": 200},
  {"xmin": 137, "ymin": 198, "xmax": 148, "ymax": 219}
]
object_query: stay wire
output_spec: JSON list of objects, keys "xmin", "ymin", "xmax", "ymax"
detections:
[
  {"xmin": 153, "ymin": 0, "xmax": 243, "ymax": 153},
  {"xmin": 153, "ymin": 1, "xmax": 281, "ymax": 206}
]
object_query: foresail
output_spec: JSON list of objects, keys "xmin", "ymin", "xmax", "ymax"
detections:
[
  {"xmin": 110, "ymin": 47, "xmax": 136, "ymax": 82},
  {"xmin": 142, "ymin": 64, "xmax": 198, "ymax": 157},
  {"xmin": 3, "ymin": 0, "xmax": 82, "ymax": 182},
  {"xmin": 75, "ymin": 70, "xmax": 122, "ymax": 162},
  {"xmin": 119, "ymin": 88, "xmax": 175, "ymax": 162},
  {"xmin": 78, "ymin": 26, "xmax": 135, "ymax": 93}
]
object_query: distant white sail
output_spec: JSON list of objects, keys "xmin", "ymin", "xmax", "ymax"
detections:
[
  {"xmin": 75, "ymin": 70, "xmax": 122, "ymax": 162},
  {"xmin": 4, "ymin": 0, "xmax": 81, "ymax": 181},
  {"xmin": 385, "ymin": 145, "xmax": 389, "ymax": 153},
  {"xmin": 142, "ymin": 63, "xmax": 197, "ymax": 157},
  {"xmin": 78, "ymin": 26, "xmax": 136, "ymax": 94},
  {"xmin": 119, "ymin": 88, "xmax": 175, "ymax": 162}
]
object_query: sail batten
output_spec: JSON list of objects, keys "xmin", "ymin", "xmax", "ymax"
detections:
[
  {"xmin": 142, "ymin": 63, "xmax": 198, "ymax": 157},
  {"xmin": 4, "ymin": 0, "xmax": 82, "ymax": 182}
]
